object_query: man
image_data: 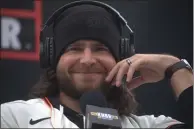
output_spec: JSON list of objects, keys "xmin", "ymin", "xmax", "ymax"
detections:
[{"xmin": 1, "ymin": 1, "xmax": 193, "ymax": 128}]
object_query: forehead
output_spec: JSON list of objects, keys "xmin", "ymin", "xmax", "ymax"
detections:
[{"xmin": 71, "ymin": 40, "xmax": 105, "ymax": 46}]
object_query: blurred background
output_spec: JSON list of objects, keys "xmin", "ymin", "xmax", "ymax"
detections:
[{"xmin": 0, "ymin": 0, "xmax": 193, "ymax": 120}]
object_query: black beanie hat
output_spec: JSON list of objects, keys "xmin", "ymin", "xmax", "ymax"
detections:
[{"xmin": 53, "ymin": 4, "xmax": 121, "ymax": 65}]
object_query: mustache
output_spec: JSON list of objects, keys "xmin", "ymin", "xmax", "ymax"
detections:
[
  {"xmin": 68, "ymin": 67, "xmax": 107, "ymax": 73},
  {"xmin": 69, "ymin": 70, "xmax": 106, "ymax": 73}
]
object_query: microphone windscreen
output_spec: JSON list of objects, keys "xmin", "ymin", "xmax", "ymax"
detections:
[{"xmin": 80, "ymin": 90, "xmax": 108, "ymax": 115}]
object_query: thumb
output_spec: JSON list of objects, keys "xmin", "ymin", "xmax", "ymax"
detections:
[{"xmin": 127, "ymin": 76, "xmax": 145, "ymax": 90}]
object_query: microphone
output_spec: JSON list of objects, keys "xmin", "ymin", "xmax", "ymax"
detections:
[{"xmin": 80, "ymin": 90, "xmax": 122, "ymax": 129}]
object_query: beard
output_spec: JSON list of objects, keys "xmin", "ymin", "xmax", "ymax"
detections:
[{"xmin": 56, "ymin": 70, "xmax": 112, "ymax": 100}]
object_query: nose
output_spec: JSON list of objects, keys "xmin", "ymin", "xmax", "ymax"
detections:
[{"xmin": 80, "ymin": 48, "xmax": 96, "ymax": 66}]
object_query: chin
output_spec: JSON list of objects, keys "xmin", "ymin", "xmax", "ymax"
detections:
[
  {"xmin": 70, "ymin": 73, "xmax": 105, "ymax": 88},
  {"xmin": 72, "ymin": 79, "xmax": 103, "ymax": 93},
  {"xmin": 78, "ymin": 81, "xmax": 101, "ymax": 89},
  {"xmin": 71, "ymin": 73, "xmax": 105, "ymax": 82}
]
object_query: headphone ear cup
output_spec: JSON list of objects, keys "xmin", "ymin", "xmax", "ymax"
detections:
[
  {"xmin": 129, "ymin": 33, "xmax": 135, "ymax": 56},
  {"xmin": 119, "ymin": 38, "xmax": 135, "ymax": 60},
  {"xmin": 129, "ymin": 43, "xmax": 135, "ymax": 56},
  {"xmin": 119, "ymin": 38, "xmax": 126, "ymax": 60},
  {"xmin": 40, "ymin": 37, "xmax": 50, "ymax": 68},
  {"xmin": 49, "ymin": 37, "xmax": 55, "ymax": 67}
]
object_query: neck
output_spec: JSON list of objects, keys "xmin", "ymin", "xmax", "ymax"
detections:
[{"xmin": 59, "ymin": 92, "xmax": 81, "ymax": 113}]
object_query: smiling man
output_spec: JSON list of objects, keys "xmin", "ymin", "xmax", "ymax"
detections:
[
  {"xmin": 1, "ymin": 1, "xmax": 193, "ymax": 128},
  {"xmin": 57, "ymin": 40, "xmax": 116, "ymax": 99}
]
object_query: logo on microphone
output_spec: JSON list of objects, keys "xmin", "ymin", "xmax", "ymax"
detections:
[{"xmin": 90, "ymin": 112, "xmax": 118, "ymax": 120}]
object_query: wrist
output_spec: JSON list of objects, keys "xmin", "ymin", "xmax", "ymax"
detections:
[
  {"xmin": 160, "ymin": 55, "xmax": 180, "ymax": 70},
  {"xmin": 165, "ymin": 58, "xmax": 192, "ymax": 79},
  {"xmin": 163, "ymin": 57, "xmax": 193, "ymax": 98},
  {"xmin": 170, "ymin": 68, "xmax": 193, "ymax": 98}
]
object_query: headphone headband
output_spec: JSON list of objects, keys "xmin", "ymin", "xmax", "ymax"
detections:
[{"xmin": 41, "ymin": 0, "xmax": 133, "ymax": 33}]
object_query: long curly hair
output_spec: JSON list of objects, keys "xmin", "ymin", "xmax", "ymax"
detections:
[{"xmin": 28, "ymin": 68, "xmax": 138, "ymax": 116}]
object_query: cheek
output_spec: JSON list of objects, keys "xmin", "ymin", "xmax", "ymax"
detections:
[
  {"xmin": 57, "ymin": 54, "xmax": 78, "ymax": 73},
  {"xmin": 57, "ymin": 53, "xmax": 117, "ymax": 75},
  {"xmin": 98, "ymin": 55, "xmax": 117, "ymax": 72}
]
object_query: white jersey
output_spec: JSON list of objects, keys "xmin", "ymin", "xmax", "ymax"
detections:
[{"xmin": 1, "ymin": 98, "xmax": 182, "ymax": 128}]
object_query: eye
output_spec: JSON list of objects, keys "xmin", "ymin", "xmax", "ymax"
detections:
[
  {"xmin": 95, "ymin": 47, "xmax": 109, "ymax": 52},
  {"xmin": 65, "ymin": 46, "xmax": 82, "ymax": 52}
]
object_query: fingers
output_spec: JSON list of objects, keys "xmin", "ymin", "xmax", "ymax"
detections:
[
  {"xmin": 127, "ymin": 76, "xmax": 145, "ymax": 90},
  {"xmin": 105, "ymin": 54, "xmax": 144, "ymax": 87},
  {"xmin": 105, "ymin": 62, "xmax": 122, "ymax": 82},
  {"xmin": 105, "ymin": 60, "xmax": 130, "ymax": 87},
  {"xmin": 115, "ymin": 59, "xmax": 141, "ymax": 87},
  {"xmin": 115, "ymin": 63, "xmax": 129, "ymax": 86},
  {"xmin": 126, "ymin": 59, "xmax": 142, "ymax": 82}
]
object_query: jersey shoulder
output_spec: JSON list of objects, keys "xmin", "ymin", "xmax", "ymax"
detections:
[
  {"xmin": 1, "ymin": 98, "xmax": 47, "ymax": 114},
  {"xmin": 121, "ymin": 114, "xmax": 183, "ymax": 128},
  {"xmin": 1, "ymin": 98, "xmax": 50, "ymax": 128}
]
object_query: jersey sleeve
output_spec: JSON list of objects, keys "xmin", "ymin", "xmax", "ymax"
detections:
[
  {"xmin": 1, "ymin": 103, "xmax": 19, "ymax": 128},
  {"xmin": 129, "ymin": 114, "xmax": 183, "ymax": 128}
]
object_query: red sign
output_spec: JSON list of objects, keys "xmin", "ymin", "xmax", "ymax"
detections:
[{"xmin": 1, "ymin": 1, "xmax": 42, "ymax": 61}]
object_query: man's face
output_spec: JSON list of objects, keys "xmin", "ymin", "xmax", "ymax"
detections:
[{"xmin": 56, "ymin": 40, "xmax": 116, "ymax": 99}]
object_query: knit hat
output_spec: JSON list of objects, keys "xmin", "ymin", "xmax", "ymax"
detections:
[{"xmin": 53, "ymin": 4, "xmax": 121, "ymax": 65}]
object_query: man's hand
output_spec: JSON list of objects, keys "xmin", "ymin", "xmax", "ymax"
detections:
[{"xmin": 105, "ymin": 54, "xmax": 193, "ymax": 97}]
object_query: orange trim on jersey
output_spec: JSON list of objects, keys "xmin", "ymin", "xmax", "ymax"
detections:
[
  {"xmin": 44, "ymin": 97, "xmax": 53, "ymax": 108},
  {"xmin": 42, "ymin": 98, "xmax": 50, "ymax": 108},
  {"xmin": 42, "ymin": 97, "xmax": 55, "ymax": 128},
  {"xmin": 165, "ymin": 121, "xmax": 183, "ymax": 129}
]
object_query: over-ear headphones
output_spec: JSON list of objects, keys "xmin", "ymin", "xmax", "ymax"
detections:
[{"xmin": 39, "ymin": 0, "xmax": 135, "ymax": 69}]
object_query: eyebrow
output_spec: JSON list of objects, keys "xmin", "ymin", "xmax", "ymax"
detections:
[{"xmin": 70, "ymin": 41, "xmax": 106, "ymax": 47}]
